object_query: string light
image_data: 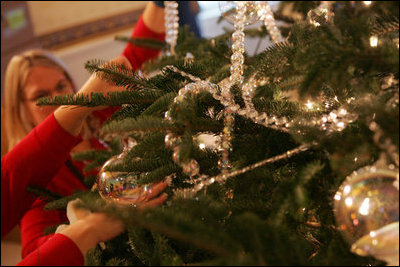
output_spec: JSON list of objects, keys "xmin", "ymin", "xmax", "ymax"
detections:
[
  {"xmin": 363, "ymin": 1, "xmax": 372, "ymax": 6},
  {"xmin": 370, "ymin": 36, "xmax": 378, "ymax": 47},
  {"xmin": 306, "ymin": 100, "xmax": 315, "ymax": 110},
  {"xmin": 394, "ymin": 38, "xmax": 399, "ymax": 49}
]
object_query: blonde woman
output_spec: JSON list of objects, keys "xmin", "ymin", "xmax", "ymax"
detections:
[
  {"xmin": 2, "ymin": 73, "xmax": 127, "ymax": 264},
  {"xmin": 1, "ymin": 55, "xmax": 167, "ymax": 266},
  {"xmin": 4, "ymin": 49, "xmax": 91, "ymax": 153},
  {"xmin": 2, "ymin": 2, "xmax": 167, "ymax": 261}
]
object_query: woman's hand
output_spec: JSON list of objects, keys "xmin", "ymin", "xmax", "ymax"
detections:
[
  {"xmin": 54, "ymin": 55, "xmax": 131, "ymax": 136},
  {"xmin": 78, "ymin": 55, "xmax": 132, "ymax": 97},
  {"xmin": 57, "ymin": 199, "xmax": 125, "ymax": 255},
  {"xmin": 118, "ymin": 180, "xmax": 169, "ymax": 209},
  {"xmin": 58, "ymin": 180, "xmax": 168, "ymax": 255},
  {"xmin": 59, "ymin": 212, "xmax": 125, "ymax": 255}
]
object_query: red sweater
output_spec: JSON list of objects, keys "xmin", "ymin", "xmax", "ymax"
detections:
[
  {"xmin": 1, "ymin": 114, "xmax": 83, "ymax": 266},
  {"xmin": 16, "ymin": 17, "xmax": 165, "ymax": 265}
]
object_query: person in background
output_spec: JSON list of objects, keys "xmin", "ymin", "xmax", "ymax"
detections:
[
  {"xmin": 2, "ymin": 55, "xmax": 168, "ymax": 266},
  {"xmin": 2, "ymin": 1, "xmax": 167, "ymax": 265}
]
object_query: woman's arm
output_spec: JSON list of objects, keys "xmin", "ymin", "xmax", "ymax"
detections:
[
  {"xmin": 1, "ymin": 57, "xmax": 128, "ymax": 239},
  {"xmin": 143, "ymin": 1, "xmax": 165, "ymax": 33},
  {"xmin": 17, "ymin": 233, "xmax": 84, "ymax": 266},
  {"xmin": 1, "ymin": 114, "xmax": 80, "ymax": 238},
  {"xmin": 94, "ymin": 2, "xmax": 167, "ymax": 123},
  {"xmin": 121, "ymin": 2, "xmax": 165, "ymax": 70},
  {"xmin": 17, "ymin": 212, "xmax": 125, "ymax": 266}
]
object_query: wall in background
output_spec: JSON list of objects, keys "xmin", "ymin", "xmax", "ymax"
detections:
[{"xmin": 27, "ymin": 1, "xmax": 147, "ymax": 36}]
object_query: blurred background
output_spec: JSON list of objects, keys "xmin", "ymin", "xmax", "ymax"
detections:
[{"xmin": 1, "ymin": 1, "xmax": 277, "ymax": 265}]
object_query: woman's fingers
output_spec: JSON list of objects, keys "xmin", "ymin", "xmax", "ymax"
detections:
[
  {"xmin": 143, "ymin": 181, "xmax": 169, "ymax": 200},
  {"xmin": 138, "ymin": 193, "xmax": 168, "ymax": 210}
]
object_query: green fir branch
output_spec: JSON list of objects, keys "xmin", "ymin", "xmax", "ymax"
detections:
[
  {"xmin": 101, "ymin": 116, "xmax": 178, "ymax": 135},
  {"xmin": 37, "ymin": 90, "xmax": 164, "ymax": 107},
  {"xmin": 115, "ymin": 35, "xmax": 166, "ymax": 50}
]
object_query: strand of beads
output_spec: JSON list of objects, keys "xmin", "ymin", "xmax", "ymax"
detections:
[
  {"xmin": 161, "ymin": 66, "xmax": 360, "ymax": 198},
  {"xmin": 257, "ymin": 1, "xmax": 283, "ymax": 43},
  {"xmin": 230, "ymin": 1, "xmax": 246, "ymax": 85},
  {"xmin": 369, "ymin": 121, "xmax": 399, "ymax": 167},
  {"xmin": 218, "ymin": 1, "xmax": 248, "ymax": 174},
  {"xmin": 174, "ymin": 143, "xmax": 313, "ymax": 198},
  {"xmin": 163, "ymin": 65, "xmax": 202, "ymax": 83},
  {"xmin": 164, "ymin": 1, "xmax": 179, "ymax": 56},
  {"xmin": 240, "ymin": 75, "xmax": 292, "ymax": 132},
  {"xmin": 381, "ymin": 74, "xmax": 399, "ymax": 108},
  {"xmin": 165, "ymin": 80, "xmax": 218, "ymax": 178},
  {"xmin": 164, "ymin": 66, "xmax": 359, "ymax": 134},
  {"xmin": 239, "ymin": 2, "xmax": 287, "ymax": 132}
]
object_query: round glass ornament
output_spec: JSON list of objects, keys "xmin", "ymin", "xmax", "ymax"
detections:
[
  {"xmin": 219, "ymin": 1, "xmax": 261, "ymax": 26},
  {"xmin": 97, "ymin": 155, "xmax": 152, "ymax": 205},
  {"xmin": 333, "ymin": 166, "xmax": 399, "ymax": 265}
]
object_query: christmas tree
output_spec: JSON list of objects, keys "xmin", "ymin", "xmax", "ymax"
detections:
[{"xmin": 37, "ymin": 1, "xmax": 399, "ymax": 266}]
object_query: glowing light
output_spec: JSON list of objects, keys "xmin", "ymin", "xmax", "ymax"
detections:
[
  {"xmin": 199, "ymin": 143, "xmax": 206, "ymax": 150},
  {"xmin": 370, "ymin": 36, "xmax": 378, "ymax": 47},
  {"xmin": 359, "ymin": 198, "xmax": 370, "ymax": 215},
  {"xmin": 337, "ymin": 122, "xmax": 345, "ymax": 129},
  {"xmin": 345, "ymin": 197, "xmax": 353, "ymax": 207},
  {"xmin": 344, "ymin": 185, "xmax": 351, "ymax": 194},
  {"xmin": 329, "ymin": 112, "xmax": 337, "ymax": 120},
  {"xmin": 363, "ymin": 1, "xmax": 372, "ymax": 6},
  {"xmin": 370, "ymin": 231, "xmax": 376, "ymax": 238},
  {"xmin": 306, "ymin": 100, "xmax": 314, "ymax": 110},
  {"xmin": 339, "ymin": 108, "xmax": 347, "ymax": 116},
  {"xmin": 334, "ymin": 193, "xmax": 341, "ymax": 201}
]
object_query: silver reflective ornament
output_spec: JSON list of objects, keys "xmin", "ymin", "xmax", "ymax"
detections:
[
  {"xmin": 97, "ymin": 155, "xmax": 153, "ymax": 205},
  {"xmin": 334, "ymin": 166, "xmax": 399, "ymax": 265}
]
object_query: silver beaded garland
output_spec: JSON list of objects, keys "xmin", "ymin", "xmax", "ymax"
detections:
[
  {"xmin": 155, "ymin": 3, "xmax": 365, "ymax": 198},
  {"xmin": 257, "ymin": 1, "xmax": 283, "ymax": 43},
  {"xmin": 164, "ymin": 1, "xmax": 179, "ymax": 55}
]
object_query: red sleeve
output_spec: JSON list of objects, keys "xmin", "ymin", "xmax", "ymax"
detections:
[
  {"xmin": 19, "ymin": 164, "xmax": 87, "ymax": 257},
  {"xmin": 91, "ymin": 16, "xmax": 165, "ymax": 125},
  {"xmin": 20, "ymin": 199, "xmax": 64, "ymax": 258},
  {"xmin": 17, "ymin": 233, "xmax": 84, "ymax": 266},
  {"xmin": 1, "ymin": 113, "xmax": 81, "ymax": 238},
  {"xmin": 122, "ymin": 15, "xmax": 165, "ymax": 70},
  {"xmin": 91, "ymin": 106, "xmax": 120, "ymax": 126}
]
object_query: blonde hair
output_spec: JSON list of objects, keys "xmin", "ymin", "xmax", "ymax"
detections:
[{"xmin": 4, "ymin": 49, "xmax": 91, "ymax": 152}]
